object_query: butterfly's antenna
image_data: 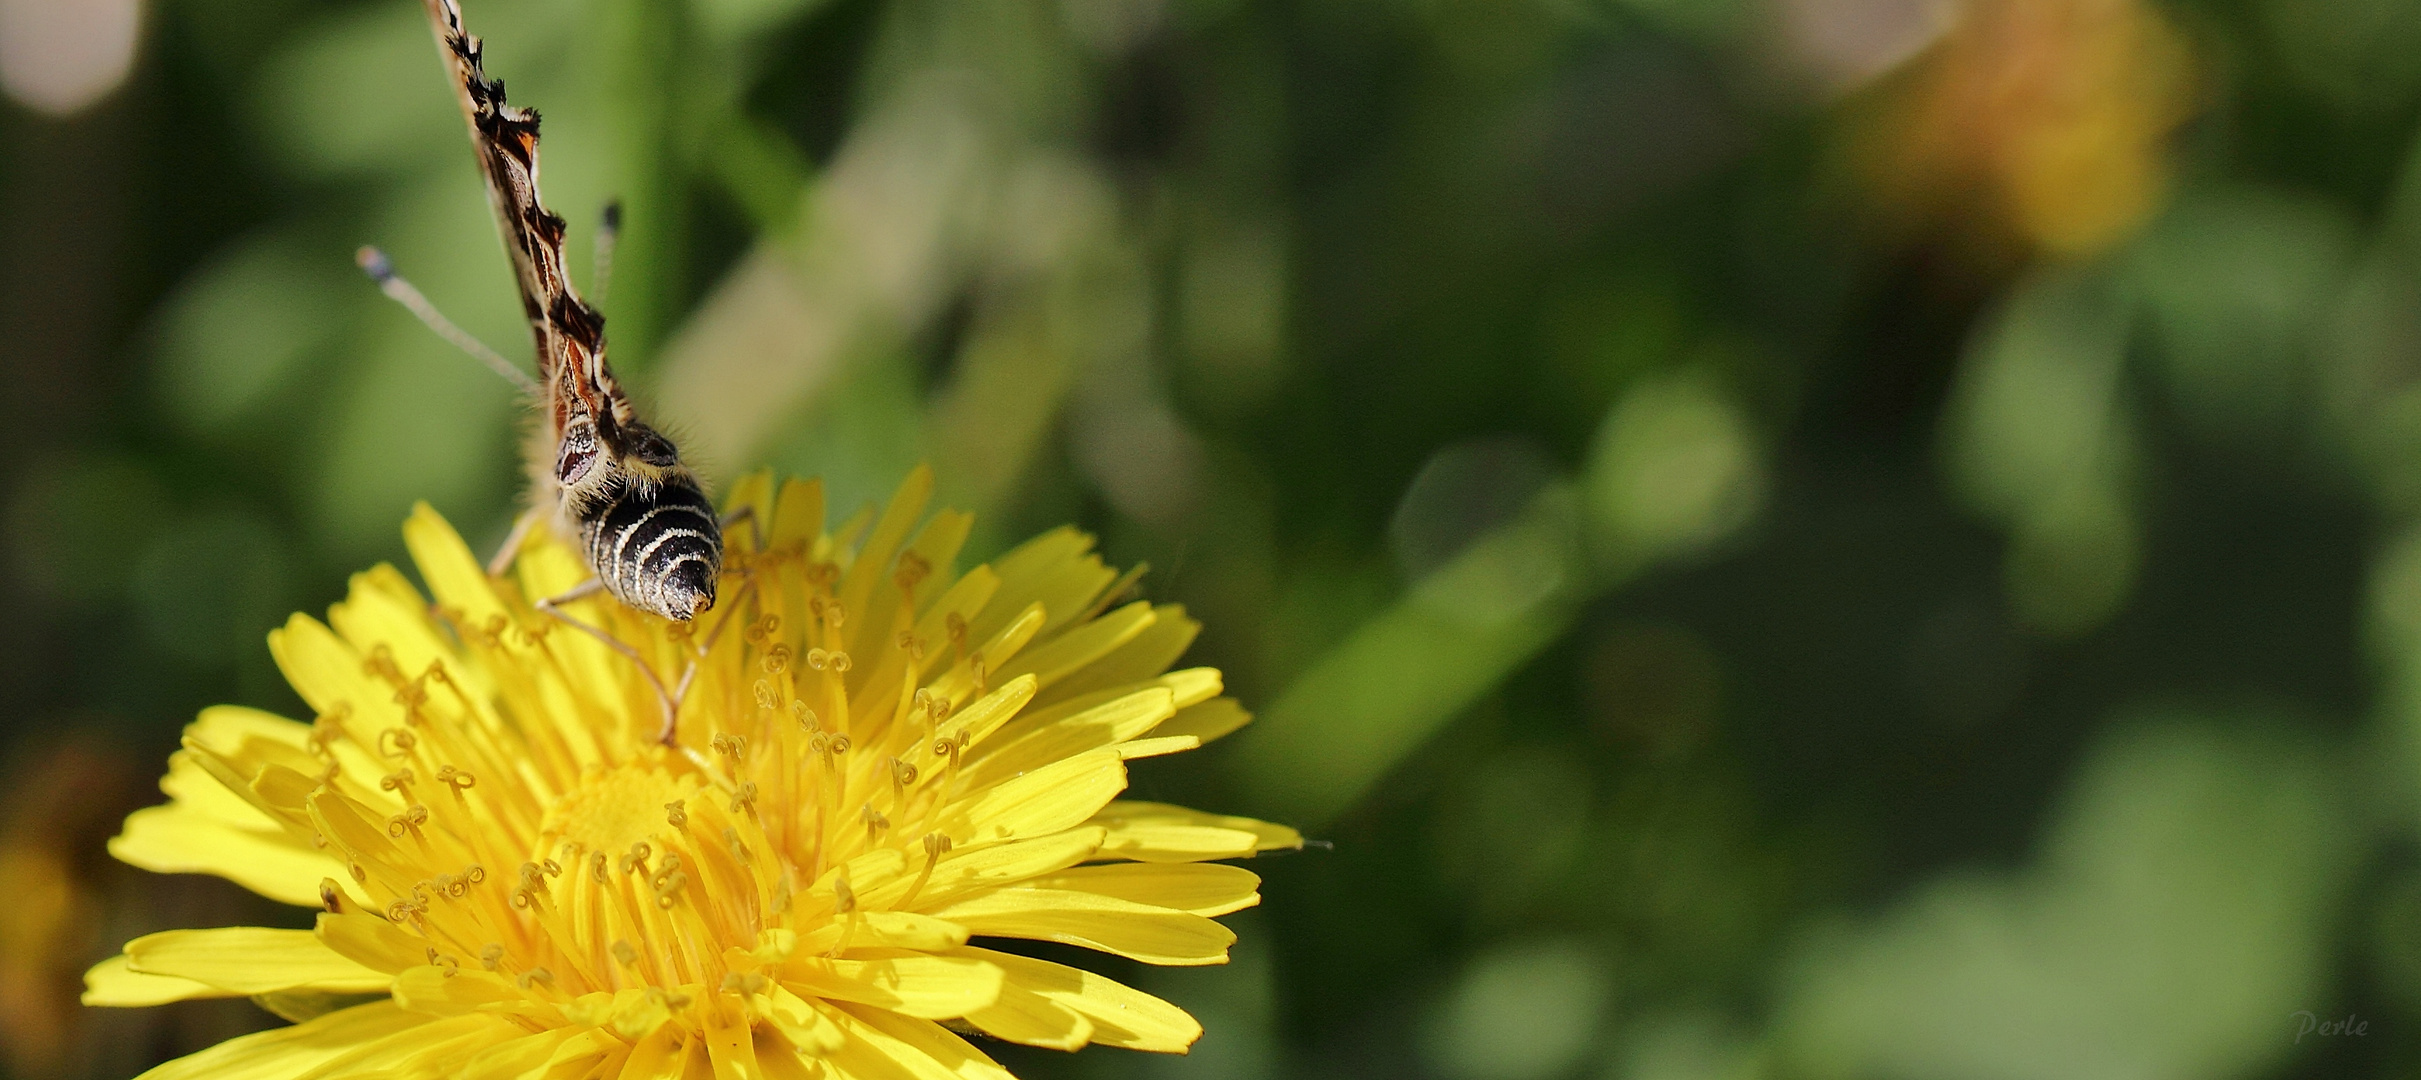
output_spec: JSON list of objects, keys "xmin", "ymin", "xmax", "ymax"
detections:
[
  {"xmin": 592, "ymin": 200, "xmax": 621, "ymax": 308},
  {"xmin": 355, "ymin": 245, "xmax": 538, "ymax": 395}
]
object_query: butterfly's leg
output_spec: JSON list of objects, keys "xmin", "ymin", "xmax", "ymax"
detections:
[
  {"xmin": 486, "ymin": 507, "xmax": 547, "ymax": 578},
  {"xmin": 718, "ymin": 504, "xmax": 764, "ymax": 553},
  {"xmin": 536, "ymin": 583, "xmax": 685, "ymax": 746}
]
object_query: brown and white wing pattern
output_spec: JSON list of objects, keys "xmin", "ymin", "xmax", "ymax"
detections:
[{"xmin": 419, "ymin": 0, "xmax": 721, "ymax": 621}]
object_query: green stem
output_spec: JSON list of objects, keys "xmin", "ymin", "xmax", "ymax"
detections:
[{"xmin": 597, "ymin": 0, "xmax": 685, "ymax": 372}]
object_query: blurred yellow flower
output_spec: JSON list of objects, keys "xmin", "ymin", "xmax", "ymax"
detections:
[
  {"xmin": 1846, "ymin": 0, "xmax": 2196, "ymax": 259},
  {"xmin": 84, "ymin": 467, "xmax": 1294, "ymax": 1080}
]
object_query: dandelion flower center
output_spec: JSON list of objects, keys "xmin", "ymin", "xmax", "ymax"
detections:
[{"xmin": 542, "ymin": 764, "xmax": 695, "ymax": 862}]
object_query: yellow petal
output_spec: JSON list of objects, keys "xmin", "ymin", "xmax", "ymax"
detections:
[
  {"xmin": 757, "ymin": 1026, "xmax": 820, "ymax": 1080},
  {"xmin": 326, "ymin": 564, "xmax": 452, "ymax": 686},
  {"xmin": 764, "ymin": 985, "xmax": 845, "ymax": 1057},
  {"xmin": 268, "ymin": 613, "xmax": 408, "ymax": 734},
  {"xmin": 82, "ymin": 954, "xmax": 225, "ymax": 1006},
  {"xmin": 124, "ymin": 927, "xmax": 392, "ymax": 994},
  {"xmin": 1032, "ymin": 605, "xmax": 1201, "ymax": 705},
  {"xmin": 956, "ymin": 946, "xmax": 1201, "ymax": 1053},
  {"xmin": 185, "ymin": 704, "xmax": 313, "ymax": 756},
  {"xmin": 1154, "ymin": 697, "xmax": 1253, "ymax": 745},
  {"xmin": 616, "ymin": 1019, "xmax": 696, "ymax": 1080},
  {"xmin": 836, "ymin": 465, "xmax": 934, "ymax": 659},
  {"xmin": 768, "ymin": 476, "xmax": 826, "ymax": 549},
  {"xmin": 994, "ymin": 601, "xmax": 1156, "ymax": 690},
  {"xmin": 1091, "ymin": 801, "xmax": 1303, "ymax": 861},
  {"xmin": 1026, "ymin": 862, "xmax": 1261, "ymax": 917},
  {"xmin": 978, "ymin": 527, "xmax": 1115, "ymax": 639},
  {"xmin": 537, "ymin": 1026, "xmax": 632, "ymax": 1080},
  {"xmin": 811, "ymin": 847, "xmax": 909, "ymax": 918},
  {"xmin": 722, "ymin": 470, "xmax": 778, "ymax": 553},
  {"xmin": 780, "ymin": 953, "xmax": 1004, "ymax": 1019},
  {"xmin": 957, "ymin": 687, "xmax": 1174, "ymax": 791},
  {"xmin": 870, "ymin": 828, "xmax": 1105, "ymax": 914},
  {"xmin": 403, "ymin": 502, "xmax": 511, "ymax": 630},
  {"xmin": 795, "ymin": 911, "xmax": 970, "ymax": 955},
  {"xmin": 702, "ymin": 993, "xmax": 761, "ymax": 1080},
  {"xmin": 109, "ymin": 802, "xmax": 338, "ymax": 907},
  {"xmin": 943, "ymin": 675, "xmax": 1038, "ymax": 754},
  {"xmin": 1114, "ymin": 735, "xmax": 1199, "ymax": 760},
  {"xmin": 306, "ymin": 788, "xmax": 420, "ymax": 896},
  {"xmin": 941, "ymin": 748, "xmax": 1126, "ymax": 845},
  {"xmin": 289, "ymin": 1011, "xmax": 520, "ymax": 1077},
  {"xmin": 390, "ymin": 967, "xmax": 560, "ymax": 1025},
  {"xmin": 1091, "ymin": 823, "xmax": 1259, "ymax": 863},
  {"xmin": 564, "ymin": 988, "xmax": 674, "ymax": 1043},
  {"xmin": 829, "ymin": 1001, "xmax": 1015, "ymax": 1080},
  {"xmin": 459, "ymin": 1026, "xmax": 582, "ymax": 1080},
  {"xmin": 154, "ymin": 746, "xmax": 273, "ymax": 827},
  {"xmin": 924, "ymin": 601, "xmax": 1051, "ymax": 711},
  {"xmin": 962, "ymin": 982, "xmax": 1094, "ymax": 1051},
  {"xmin": 316, "ymin": 911, "xmax": 426, "ymax": 973},
  {"xmin": 929, "ymin": 888, "xmax": 1235, "ymax": 965},
  {"xmin": 129, "ymin": 1000, "xmax": 430, "ymax": 1080},
  {"xmin": 904, "ymin": 508, "xmax": 975, "ymax": 601}
]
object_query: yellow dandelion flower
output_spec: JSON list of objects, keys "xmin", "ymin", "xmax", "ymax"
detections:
[{"xmin": 83, "ymin": 466, "xmax": 1296, "ymax": 1080}]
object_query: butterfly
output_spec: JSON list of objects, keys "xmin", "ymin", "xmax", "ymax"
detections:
[{"xmin": 406, "ymin": 0, "xmax": 722, "ymax": 622}]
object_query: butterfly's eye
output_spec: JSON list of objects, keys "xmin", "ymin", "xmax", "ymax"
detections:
[{"xmin": 556, "ymin": 426, "xmax": 600, "ymax": 485}]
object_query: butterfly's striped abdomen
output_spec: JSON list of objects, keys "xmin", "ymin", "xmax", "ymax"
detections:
[{"xmin": 578, "ymin": 473, "xmax": 721, "ymax": 621}]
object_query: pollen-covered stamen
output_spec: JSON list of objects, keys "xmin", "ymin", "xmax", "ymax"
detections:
[
  {"xmin": 386, "ymin": 804, "xmax": 431, "ymax": 839},
  {"xmin": 720, "ymin": 971, "xmax": 766, "ymax": 996},
  {"xmin": 825, "ymin": 873, "xmax": 859, "ymax": 957},
  {"xmin": 895, "ymin": 832, "xmax": 952, "ymax": 910},
  {"xmin": 711, "ymin": 731, "xmax": 746, "ymax": 757},
  {"xmin": 650, "ymin": 853, "xmax": 688, "ymax": 909},
  {"xmin": 379, "ymin": 728, "xmax": 417, "ymax": 758}
]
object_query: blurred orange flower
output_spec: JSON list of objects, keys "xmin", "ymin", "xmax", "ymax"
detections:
[
  {"xmin": 0, "ymin": 742, "xmax": 146, "ymax": 1078},
  {"xmin": 1844, "ymin": 0, "xmax": 2196, "ymax": 259}
]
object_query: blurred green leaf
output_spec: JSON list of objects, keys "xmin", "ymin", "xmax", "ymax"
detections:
[
  {"xmin": 131, "ymin": 511, "xmax": 297, "ymax": 667},
  {"xmin": 3, "ymin": 455, "xmax": 171, "ymax": 607},
  {"xmin": 2256, "ymin": 0, "xmax": 2421, "ymax": 115},
  {"xmin": 2129, "ymin": 184, "xmax": 2356, "ymax": 448},
  {"xmin": 254, "ymin": 2, "xmax": 462, "ymax": 178},
  {"xmin": 151, "ymin": 232, "xmax": 355, "ymax": 435},
  {"xmin": 1777, "ymin": 716, "xmax": 2354, "ymax": 1080},
  {"xmin": 1942, "ymin": 266, "xmax": 2140, "ymax": 635},
  {"xmin": 1583, "ymin": 369, "xmax": 1764, "ymax": 573},
  {"xmin": 1240, "ymin": 484, "xmax": 1588, "ymax": 825},
  {"xmin": 1423, "ymin": 938, "xmax": 1614, "ymax": 1080}
]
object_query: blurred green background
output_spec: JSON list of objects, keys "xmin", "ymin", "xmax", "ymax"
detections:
[{"xmin": 4, "ymin": 0, "xmax": 2420, "ymax": 1076}]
